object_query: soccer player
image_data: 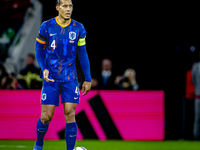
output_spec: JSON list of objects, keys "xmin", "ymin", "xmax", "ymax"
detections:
[{"xmin": 33, "ymin": 0, "xmax": 91, "ymax": 150}]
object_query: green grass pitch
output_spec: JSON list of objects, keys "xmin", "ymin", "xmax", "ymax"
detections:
[{"xmin": 0, "ymin": 140, "xmax": 200, "ymax": 150}]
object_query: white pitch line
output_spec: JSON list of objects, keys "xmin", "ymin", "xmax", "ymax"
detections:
[
  {"xmin": 16, "ymin": 145, "xmax": 26, "ymax": 148},
  {"xmin": 0, "ymin": 145, "xmax": 26, "ymax": 148}
]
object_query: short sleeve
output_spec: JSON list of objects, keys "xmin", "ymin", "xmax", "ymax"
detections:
[{"xmin": 78, "ymin": 24, "xmax": 86, "ymax": 46}]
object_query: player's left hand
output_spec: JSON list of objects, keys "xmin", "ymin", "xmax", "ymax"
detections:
[{"xmin": 81, "ymin": 81, "xmax": 91, "ymax": 96}]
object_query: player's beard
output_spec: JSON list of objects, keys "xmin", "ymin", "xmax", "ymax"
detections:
[
  {"xmin": 63, "ymin": 14, "xmax": 71, "ymax": 20},
  {"xmin": 60, "ymin": 12, "xmax": 71, "ymax": 21},
  {"xmin": 64, "ymin": 13, "xmax": 72, "ymax": 20}
]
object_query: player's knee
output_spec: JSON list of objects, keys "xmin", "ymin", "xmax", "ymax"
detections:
[
  {"xmin": 41, "ymin": 112, "xmax": 53, "ymax": 124},
  {"xmin": 64, "ymin": 109, "xmax": 75, "ymax": 123}
]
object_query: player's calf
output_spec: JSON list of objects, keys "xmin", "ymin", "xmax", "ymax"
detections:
[
  {"xmin": 65, "ymin": 122, "xmax": 77, "ymax": 150},
  {"xmin": 63, "ymin": 103, "xmax": 77, "ymax": 150},
  {"xmin": 35, "ymin": 118, "xmax": 49, "ymax": 148}
]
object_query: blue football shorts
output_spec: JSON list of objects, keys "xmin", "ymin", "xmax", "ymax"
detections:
[{"xmin": 41, "ymin": 80, "xmax": 80, "ymax": 106}]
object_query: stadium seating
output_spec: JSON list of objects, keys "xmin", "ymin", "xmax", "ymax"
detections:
[
  {"xmin": 0, "ymin": 0, "xmax": 31, "ymax": 62},
  {"xmin": 0, "ymin": 0, "xmax": 42, "ymax": 74}
]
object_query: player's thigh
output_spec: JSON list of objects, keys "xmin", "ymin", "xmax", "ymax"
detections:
[
  {"xmin": 41, "ymin": 80, "xmax": 60, "ymax": 106},
  {"xmin": 61, "ymin": 81, "xmax": 80, "ymax": 103}
]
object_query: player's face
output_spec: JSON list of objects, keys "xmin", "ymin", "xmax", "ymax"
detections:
[{"xmin": 56, "ymin": 0, "xmax": 73, "ymax": 20}]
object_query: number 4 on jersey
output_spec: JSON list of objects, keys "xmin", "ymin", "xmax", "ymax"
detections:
[{"xmin": 51, "ymin": 40, "xmax": 56, "ymax": 50}]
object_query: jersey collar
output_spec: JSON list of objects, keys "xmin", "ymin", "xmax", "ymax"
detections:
[{"xmin": 55, "ymin": 17, "xmax": 71, "ymax": 28}]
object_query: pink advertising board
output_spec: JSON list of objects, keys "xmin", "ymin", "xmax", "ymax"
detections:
[{"xmin": 0, "ymin": 90, "xmax": 164, "ymax": 140}]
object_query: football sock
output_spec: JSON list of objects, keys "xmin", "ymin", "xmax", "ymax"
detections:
[
  {"xmin": 65, "ymin": 122, "xmax": 77, "ymax": 150},
  {"xmin": 36, "ymin": 118, "xmax": 49, "ymax": 146}
]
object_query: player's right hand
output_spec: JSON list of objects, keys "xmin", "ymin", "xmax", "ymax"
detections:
[{"xmin": 43, "ymin": 69, "xmax": 55, "ymax": 82}]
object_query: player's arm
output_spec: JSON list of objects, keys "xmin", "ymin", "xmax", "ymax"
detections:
[
  {"xmin": 78, "ymin": 25, "xmax": 91, "ymax": 95},
  {"xmin": 35, "ymin": 23, "xmax": 54, "ymax": 82},
  {"xmin": 78, "ymin": 44, "xmax": 91, "ymax": 96}
]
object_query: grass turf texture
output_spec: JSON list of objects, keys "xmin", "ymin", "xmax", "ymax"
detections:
[{"xmin": 0, "ymin": 140, "xmax": 200, "ymax": 150}]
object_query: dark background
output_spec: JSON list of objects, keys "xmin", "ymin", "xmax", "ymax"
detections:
[{"xmin": 33, "ymin": 0, "xmax": 200, "ymax": 140}]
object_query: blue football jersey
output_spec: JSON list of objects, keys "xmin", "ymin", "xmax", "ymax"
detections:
[{"xmin": 35, "ymin": 17, "xmax": 86, "ymax": 82}]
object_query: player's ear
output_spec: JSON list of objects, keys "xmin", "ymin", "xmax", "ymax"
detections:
[{"xmin": 56, "ymin": 5, "xmax": 59, "ymax": 11}]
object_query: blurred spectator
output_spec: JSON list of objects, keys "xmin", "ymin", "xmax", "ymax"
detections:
[
  {"xmin": 0, "ymin": 0, "xmax": 31, "ymax": 61},
  {"xmin": 3, "ymin": 72, "xmax": 23, "ymax": 89},
  {"xmin": 0, "ymin": 62, "xmax": 8, "ymax": 88},
  {"xmin": 95, "ymin": 58, "xmax": 117, "ymax": 90},
  {"xmin": 184, "ymin": 67, "xmax": 195, "ymax": 140},
  {"xmin": 115, "ymin": 68, "xmax": 139, "ymax": 90},
  {"xmin": 90, "ymin": 75, "xmax": 99, "ymax": 90},
  {"xmin": 186, "ymin": 69, "xmax": 195, "ymax": 99},
  {"xmin": 192, "ymin": 61, "xmax": 200, "ymax": 140},
  {"xmin": 0, "ymin": 28, "xmax": 15, "ymax": 61},
  {"xmin": 17, "ymin": 53, "xmax": 42, "ymax": 89},
  {"xmin": 0, "ymin": 0, "xmax": 31, "ymax": 31}
]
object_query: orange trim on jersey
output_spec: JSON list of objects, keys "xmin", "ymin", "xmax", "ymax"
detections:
[
  {"xmin": 36, "ymin": 38, "xmax": 46, "ymax": 44},
  {"xmin": 55, "ymin": 17, "xmax": 71, "ymax": 28}
]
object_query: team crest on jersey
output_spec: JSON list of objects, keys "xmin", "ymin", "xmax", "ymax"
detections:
[
  {"xmin": 69, "ymin": 31, "xmax": 76, "ymax": 40},
  {"xmin": 41, "ymin": 93, "xmax": 47, "ymax": 101}
]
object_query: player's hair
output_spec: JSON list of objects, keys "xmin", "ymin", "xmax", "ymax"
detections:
[
  {"xmin": 56, "ymin": 0, "xmax": 72, "ymax": 6},
  {"xmin": 56, "ymin": 0, "xmax": 60, "ymax": 6}
]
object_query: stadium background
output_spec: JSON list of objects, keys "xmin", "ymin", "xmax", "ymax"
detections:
[
  {"xmin": 35, "ymin": 0, "xmax": 200, "ymax": 140},
  {"xmin": 0, "ymin": 0, "xmax": 200, "ymax": 149},
  {"xmin": 40, "ymin": 0, "xmax": 199, "ymax": 140}
]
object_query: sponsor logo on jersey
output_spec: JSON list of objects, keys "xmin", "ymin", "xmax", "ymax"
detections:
[
  {"xmin": 50, "ymin": 33, "xmax": 57, "ymax": 36},
  {"xmin": 69, "ymin": 31, "xmax": 76, "ymax": 40}
]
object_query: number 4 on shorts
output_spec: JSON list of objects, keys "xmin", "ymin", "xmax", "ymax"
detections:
[{"xmin": 75, "ymin": 86, "xmax": 79, "ymax": 96}]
